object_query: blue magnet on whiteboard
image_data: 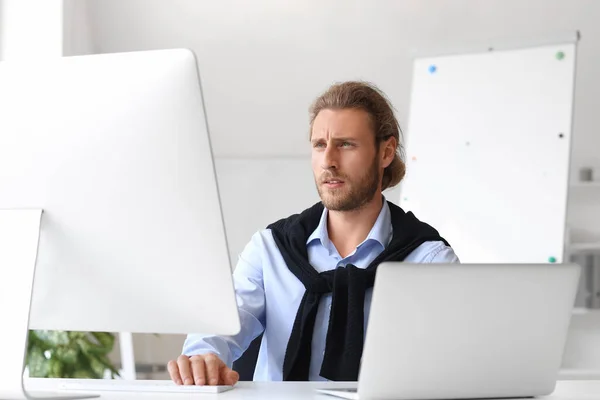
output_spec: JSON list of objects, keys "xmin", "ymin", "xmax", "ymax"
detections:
[
  {"xmin": 403, "ymin": 197, "xmax": 408, "ymax": 202},
  {"xmin": 548, "ymin": 256, "xmax": 557, "ymax": 263},
  {"xmin": 429, "ymin": 65, "xmax": 437, "ymax": 74}
]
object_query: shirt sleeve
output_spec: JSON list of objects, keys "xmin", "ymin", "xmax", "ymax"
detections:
[
  {"xmin": 181, "ymin": 231, "xmax": 267, "ymax": 367},
  {"xmin": 403, "ymin": 240, "xmax": 460, "ymax": 264}
]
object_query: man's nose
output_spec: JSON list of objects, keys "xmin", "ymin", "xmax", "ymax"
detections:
[{"xmin": 322, "ymin": 146, "xmax": 338, "ymax": 170}]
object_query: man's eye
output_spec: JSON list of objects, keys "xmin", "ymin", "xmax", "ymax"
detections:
[
  {"xmin": 313, "ymin": 142, "xmax": 326, "ymax": 148},
  {"xmin": 341, "ymin": 142, "xmax": 353, "ymax": 148}
]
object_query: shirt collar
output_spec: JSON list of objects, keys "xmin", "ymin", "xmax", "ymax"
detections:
[
  {"xmin": 306, "ymin": 196, "xmax": 392, "ymax": 250},
  {"xmin": 306, "ymin": 205, "xmax": 330, "ymax": 246},
  {"xmin": 363, "ymin": 197, "xmax": 393, "ymax": 248}
]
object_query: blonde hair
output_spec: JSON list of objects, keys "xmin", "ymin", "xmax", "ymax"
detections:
[{"xmin": 309, "ymin": 81, "xmax": 405, "ymax": 190}]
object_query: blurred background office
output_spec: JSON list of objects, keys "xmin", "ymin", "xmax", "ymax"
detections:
[{"xmin": 1, "ymin": 0, "xmax": 599, "ymax": 381}]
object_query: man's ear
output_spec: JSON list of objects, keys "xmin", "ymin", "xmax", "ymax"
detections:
[{"xmin": 380, "ymin": 137, "xmax": 397, "ymax": 169}]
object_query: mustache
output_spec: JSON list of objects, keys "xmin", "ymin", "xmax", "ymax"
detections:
[{"xmin": 320, "ymin": 172, "xmax": 347, "ymax": 183}]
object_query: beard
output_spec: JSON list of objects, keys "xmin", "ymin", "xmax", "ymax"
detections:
[{"xmin": 316, "ymin": 157, "xmax": 380, "ymax": 212}]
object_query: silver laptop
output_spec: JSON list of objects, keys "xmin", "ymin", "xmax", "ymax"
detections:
[{"xmin": 318, "ymin": 263, "xmax": 580, "ymax": 400}]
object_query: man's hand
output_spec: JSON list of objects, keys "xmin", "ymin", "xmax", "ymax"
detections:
[{"xmin": 167, "ymin": 354, "xmax": 240, "ymax": 386}]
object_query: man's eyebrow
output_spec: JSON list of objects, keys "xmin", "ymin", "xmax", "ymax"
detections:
[{"xmin": 312, "ymin": 136, "xmax": 356, "ymax": 142}]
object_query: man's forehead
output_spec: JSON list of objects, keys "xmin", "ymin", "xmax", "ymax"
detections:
[
  {"xmin": 311, "ymin": 129, "xmax": 361, "ymax": 140},
  {"xmin": 311, "ymin": 119, "xmax": 372, "ymax": 141}
]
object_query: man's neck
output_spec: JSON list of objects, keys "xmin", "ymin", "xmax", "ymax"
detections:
[{"xmin": 327, "ymin": 195, "xmax": 384, "ymax": 258}]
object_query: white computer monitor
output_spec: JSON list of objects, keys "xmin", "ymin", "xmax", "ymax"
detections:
[{"xmin": 0, "ymin": 49, "xmax": 240, "ymax": 399}]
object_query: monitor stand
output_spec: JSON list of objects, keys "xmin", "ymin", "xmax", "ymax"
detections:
[{"xmin": 0, "ymin": 210, "xmax": 98, "ymax": 400}]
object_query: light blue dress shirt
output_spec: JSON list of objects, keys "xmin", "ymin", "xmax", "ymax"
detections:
[{"xmin": 182, "ymin": 200, "xmax": 460, "ymax": 381}]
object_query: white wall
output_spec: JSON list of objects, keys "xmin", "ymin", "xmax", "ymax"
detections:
[
  {"xmin": 62, "ymin": 0, "xmax": 95, "ymax": 56},
  {"xmin": 78, "ymin": 0, "xmax": 600, "ymax": 244},
  {"xmin": 0, "ymin": 0, "xmax": 63, "ymax": 60},
  {"xmin": 0, "ymin": 1, "xmax": 3, "ymax": 58},
  {"xmin": 0, "ymin": 1, "xmax": 94, "ymax": 59},
  {"xmin": 0, "ymin": 0, "xmax": 96, "ymax": 59}
]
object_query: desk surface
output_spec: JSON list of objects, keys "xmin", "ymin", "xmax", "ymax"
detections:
[{"xmin": 25, "ymin": 379, "xmax": 600, "ymax": 400}]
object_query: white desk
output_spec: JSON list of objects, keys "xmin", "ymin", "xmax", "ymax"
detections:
[{"xmin": 24, "ymin": 379, "xmax": 600, "ymax": 399}]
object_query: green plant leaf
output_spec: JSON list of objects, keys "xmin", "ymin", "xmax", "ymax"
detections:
[
  {"xmin": 48, "ymin": 359, "xmax": 64, "ymax": 378},
  {"xmin": 25, "ymin": 330, "xmax": 118, "ymax": 379},
  {"xmin": 89, "ymin": 332, "xmax": 114, "ymax": 355},
  {"xmin": 29, "ymin": 331, "xmax": 51, "ymax": 351},
  {"xmin": 71, "ymin": 370, "xmax": 97, "ymax": 379},
  {"xmin": 75, "ymin": 337, "xmax": 93, "ymax": 355},
  {"xmin": 54, "ymin": 347, "xmax": 78, "ymax": 365},
  {"xmin": 67, "ymin": 332, "xmax": 87, "ymax": 341},
  {"xmin": 35, "ymin": 331, "xmax": 70, "ymax": 347},
  {"xmin": 91, "ymin": 332, "xmax": 114, "ymax": 348},
  {"xmin": 88, "ymin": 356, "xmax": 107, "ymax": 378},
  {"xmin": 27, "ymin": 347, "xmax": 49, "ymax": 378}
]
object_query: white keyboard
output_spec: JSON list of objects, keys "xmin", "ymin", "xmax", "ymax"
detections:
[
  {"xmin": 58, "ymin": 379, "xmax": 234, "ymax": 394},
  {"xmin": 23, "ymin": 390, "xmax": 99, "ymax": 399}
]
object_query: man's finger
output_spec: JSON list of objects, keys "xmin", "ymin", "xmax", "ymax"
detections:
[
  {"xmin": 221, "ymin": 366, "xmax": 239, "ymax": 386},
  {"xmin": 190, "ymin": 356, "xmax": 207, "ymax": 386},
  {"xmin": 167, "ymin": 360, "xmax": 182, "ymax": 385},
  {"xmin": 204, "ymin": 354, "xmax": 221, "ymax": 386},
  {"xmin": 177, "ymin": 355, "xmax": 193, "ymax": 385}
]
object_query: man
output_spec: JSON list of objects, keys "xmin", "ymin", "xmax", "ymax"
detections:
[{"xmin": 167, "ymin": 81, "xmax": 459, "ymax": 386}]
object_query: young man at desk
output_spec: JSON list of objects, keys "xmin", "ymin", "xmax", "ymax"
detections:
[{"xmin": 168, "ymin": 81, "xmax": 459, "ymax": 386}]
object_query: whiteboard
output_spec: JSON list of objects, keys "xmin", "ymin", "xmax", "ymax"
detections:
[
  {"xmin": 400, "ymin": 43, "xmax": 577, "ymax": 264},
  {"xmin": 215, "ymin": 158, "xmax": 401, "ymax": 267}
]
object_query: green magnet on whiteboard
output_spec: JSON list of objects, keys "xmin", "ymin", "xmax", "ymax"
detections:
[
  {"xmin": 403, "ymin": 197, "xmax": 408, "ymax": 201},
  {"xmin": 548, "ymin": 256, "xmax": 557, "ymax": 263},
  {"xmin": 556, "ymin": 51, "xmax": 565, "ymax": 60}
]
